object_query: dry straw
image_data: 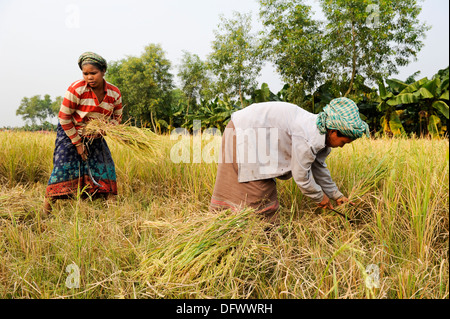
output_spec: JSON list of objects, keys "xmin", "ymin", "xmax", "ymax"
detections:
[
  {"xmin": 134, "ymin": 209, "xmax": 273, "ymax": 298},
  {"xmin": 83, "ymin": 117, "xmax": 162, "ymax": 163}
]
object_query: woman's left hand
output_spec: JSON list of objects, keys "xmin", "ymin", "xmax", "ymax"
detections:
[
  {"xmin": 336, "ymin": 196, "xmax": 355, "ymax": 206},
  {"xmin": 76, "ymin": 143, "xmax": 88, "ymax": 161}
]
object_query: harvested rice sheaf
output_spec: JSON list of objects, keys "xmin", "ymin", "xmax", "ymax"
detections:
[
  {"xmin": 83, "ymin": 118, "xmax": 162, "ymax": 163},
  {"xmin": 132, "ymin": 209, "xmax": 275, "ymax": 298},
  {"xmin": 0, "ymin": 185, "xmax": 36, "ymax": 218}
]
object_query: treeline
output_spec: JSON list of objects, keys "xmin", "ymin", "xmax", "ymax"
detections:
[{"xmin": 11, "ymin": 0, "xmax": 450, "ymax": 137}]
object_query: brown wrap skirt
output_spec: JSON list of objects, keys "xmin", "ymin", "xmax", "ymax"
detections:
[{"xmin": 209, "ymin": 120, "xmax": 280, "ymax": 225}]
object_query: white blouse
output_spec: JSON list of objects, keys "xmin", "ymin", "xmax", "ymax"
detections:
[{"xmin": 230, "ymin": 101, "xmax": 344, "ymax": 202}]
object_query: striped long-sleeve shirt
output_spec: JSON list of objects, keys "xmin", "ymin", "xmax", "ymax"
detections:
[{"xmin": 58, "ymin": 79, "xmax": 123, "ymax": 145}]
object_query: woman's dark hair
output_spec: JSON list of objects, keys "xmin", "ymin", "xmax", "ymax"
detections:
[
  {"xmin": 329, "ymin": 129, "xmax": 354, "ymax": 140},
  {"xmin": 84, "ymin": 62, "xmax": 106, "ymax": 72}
]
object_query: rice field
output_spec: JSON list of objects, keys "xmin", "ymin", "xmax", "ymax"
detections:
[{"xmin": 0, "ymin": 130, "xmax": 448, "ymax": 299}]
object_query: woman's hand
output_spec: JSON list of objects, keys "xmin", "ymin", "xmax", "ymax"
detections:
[
  {"xmin": 336, "ymin": 196, "xmax": 355, "ymax": 206},
  {"xmin": 76, "ymin": 143, "xmax": 88, "ymax": 161},
  {"xmin": 318, "ymin": 194, "xmax": 334, "ymax": 210}
]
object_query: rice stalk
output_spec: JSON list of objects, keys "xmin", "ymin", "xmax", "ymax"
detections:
[
  {"xmin": 0, "ymin": 184, "xmax": 38, "ymax": 219},
  {"xmin": 133, "ymin": 209, "xmax": 273, "ymax": 298},
  {"xmin": 83, "ymin": 118, "xmax": 162, "ymax": 163}
]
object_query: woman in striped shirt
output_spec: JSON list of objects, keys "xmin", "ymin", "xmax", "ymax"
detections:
[{"xmin": 43, "ymin": 52, "xmax": 123, "ymax": 215}]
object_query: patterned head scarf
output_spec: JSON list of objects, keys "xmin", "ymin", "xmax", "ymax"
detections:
[
  {"xmin": 78, "ymin": 52, "xmax": 107, "ymax": 71},
  {"xmin": 316, "ymin": 97, "xmax": 370, "ymax": 139}
]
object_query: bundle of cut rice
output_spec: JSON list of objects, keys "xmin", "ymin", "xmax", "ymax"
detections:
[{"xmin": 83, "ymin": 117, "xmax": 162, "ymax": 163}]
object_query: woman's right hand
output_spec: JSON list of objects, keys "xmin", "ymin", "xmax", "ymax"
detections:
[
  {"xmin": 76, "ymin": 143, "xmax": 88, "ymax": 161},
  {"xmin": 318, "ymin": 194, "xmax": 334, "ymax": 210}
]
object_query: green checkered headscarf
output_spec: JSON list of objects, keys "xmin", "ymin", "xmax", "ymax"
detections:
[
  {"xmin": 316, "ymin": 97, "xmax": 370, "ymax": 139},
  {"xmin": 78, "ymin": 52, "xmax": 107, "ymax": 71}
]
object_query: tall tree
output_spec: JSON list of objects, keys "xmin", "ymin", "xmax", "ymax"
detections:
[
  {"xmin": 259, "ymin": 0, "xmax": 324, "ymax": 105},
  {"xmin": 177, "ymin": 51, "xmax": 213, "ymax": 115},
  {"xmin": 16, "ymin": 94, "xmax": 57, "ymax": 125},
  {"xmin": 106, "ymin": 44, "xmax": 174, "ymax": 132},
  {"xmin": 319, "ymin": 0, "xmax": 430, "ymax": 96},
  {"xmin": 208, "ymin": 12, "xmax": 264, "ymax": 107}
]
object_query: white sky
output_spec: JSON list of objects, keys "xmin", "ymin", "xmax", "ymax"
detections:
[{"xmin": 0, "ymin": 0, "xmax": 448, "ymax": 127}]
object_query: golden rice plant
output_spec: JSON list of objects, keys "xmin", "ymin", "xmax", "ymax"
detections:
[
  {"xmin": 83, "ymin": 117, "xmax": 162, "ymax": 163},
  {"xmin": 0, "ymin": 132, "xmax": 448, "ymax": 299}
]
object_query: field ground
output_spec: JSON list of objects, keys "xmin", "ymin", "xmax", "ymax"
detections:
[{"xmin": 0, "ymin": 131, "xmax": 448, "ymax": 299}]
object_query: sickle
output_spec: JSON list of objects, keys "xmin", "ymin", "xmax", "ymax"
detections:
[
  {"xmin": 326, "ymin": 203, "xmax": 362, "ymax": 224},
  {"xmin": 85, "ymin": 159, "xmax": 103, "ymax": 188}
]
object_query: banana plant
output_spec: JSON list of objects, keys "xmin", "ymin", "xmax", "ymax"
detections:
[
  {"xmin": 249, "ymin": 82, "xmax": 288, "ymax": 104},
  {"xmin": 377, "ymin": 69, "xmax": 449, "ymax": 137},
  {"xmin": 376, "ymin": 79, "xmax": 407, "ymax": 136},
  {"xmin": 183, "ymin": 98, "xmax": 241, "ymax": 132},
  {"xmin": 250, "ymin": 83, "xmax": 271, "ymax": 103},
  {"xmin": 419, "ymin": 74, "xmax": 449, "ymax": 137}
]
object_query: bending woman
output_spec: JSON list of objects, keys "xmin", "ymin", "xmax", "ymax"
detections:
[
  {"xmin": 209, "ymin": 97, "xmax": 370, "ymax": 225},
  {"xmin": 43, "ymin": 52, "xmax": 123, "ymax": 214}
]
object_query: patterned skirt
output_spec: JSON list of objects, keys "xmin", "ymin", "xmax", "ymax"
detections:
[{"xmin": 45, "ymin": 123, "xmax": 118, "ymax": 198}]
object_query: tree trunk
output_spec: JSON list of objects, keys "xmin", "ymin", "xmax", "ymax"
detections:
[
  {"xmin": 312, "ymin": 93, "xmax": 315, "ymax": 114},
  {"xmin": 150, "ymin": 111, "xmax": 157, "ymax": 133},
  {"xmin": 239, "ymin": 80, "xmax": 245, "ymax": 107},
  {"xmin": 169, "ymin": 116, "xmax": 174, "ymax": 134},
  {"xmin": 186, "ymin": 98, "xmax": 190, "ymax": 116}
]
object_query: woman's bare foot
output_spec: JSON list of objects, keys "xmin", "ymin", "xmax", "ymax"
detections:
[{"xmin": 42, "ymin": 198, "xmax": 54, "ymax": 217}]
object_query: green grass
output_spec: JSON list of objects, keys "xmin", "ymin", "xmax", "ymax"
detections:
[{"xmin": 0, "ymin": 131, "xmax": 448, "ymax": 298}]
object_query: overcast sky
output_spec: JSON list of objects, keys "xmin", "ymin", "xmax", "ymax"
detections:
[{"xmin": 0, "ymin": 0, "xmax": 448, "ymax": 127}]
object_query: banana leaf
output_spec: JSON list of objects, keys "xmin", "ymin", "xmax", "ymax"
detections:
[
  {"xmin": 432, "ymin": 100, "xmax": 449, "ymax": 119},
  {"xmin": 414, "ymin": 87, "xmax": 435, "ymax": 99},
  {"xmin": 380, "ymin": 111, "xmax": 405, "ymax": 136},
  {"xmin": 422, "ymin": 78, "xmax": 440, "ymax": 97},
  {"xmin": 386, "ymin": 92, "xmax": 419, "ymax": 106},
  {"xmin": 377, "ymin": 80, "xmax": 394, "ymax": 100},
  {"xmin": 389, "ymin": 111, "xmax": 406, "ymax": 135},
  {"xmin": 441, "ymin": 78, "xmax": 449, "ymax": 91},
  {"xmin": 385, "ymin": 79, "xmax": 408, "ymax": 94},
  {"xmin": 428, "ymin": 115, "xmax": 442, "ymax": 137},
  {"xmin": 398, "ymin": 78, "xmax": 429, "ymax": 94},
  {"xmin": 386, "ymin": 87, "xmax": 436, "ymax": 106}
]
